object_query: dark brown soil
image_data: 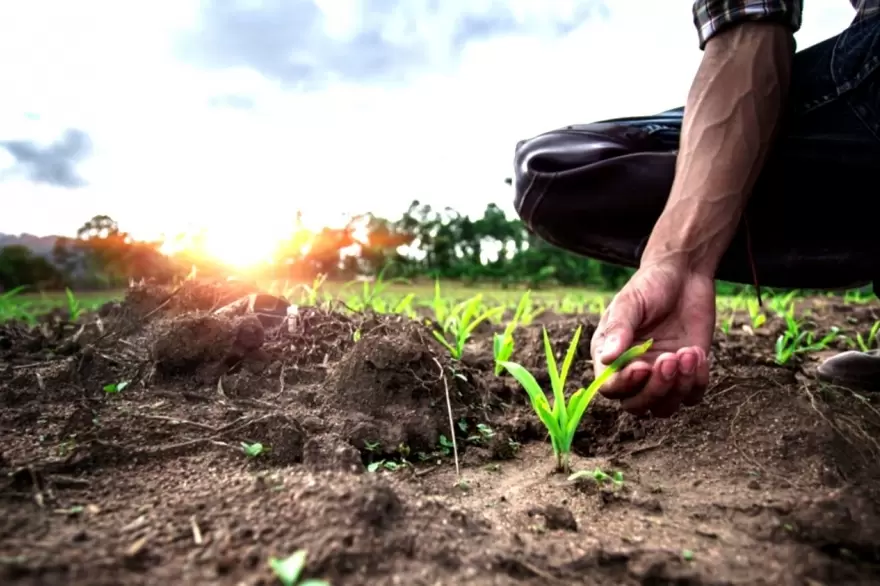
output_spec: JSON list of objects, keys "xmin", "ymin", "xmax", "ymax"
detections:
[{"xmin": 2, "ymin": 282, "xmax": 880, "ymax": 585}]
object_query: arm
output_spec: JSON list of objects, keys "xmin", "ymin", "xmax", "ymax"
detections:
[{"xmin": 641, "ymin": 9, "xmax": 798, "ymax": 276}]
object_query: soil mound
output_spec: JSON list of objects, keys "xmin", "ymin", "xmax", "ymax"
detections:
[{"xmin": 324, "ymin": 320, "xmax": 485, "ymax": 454}]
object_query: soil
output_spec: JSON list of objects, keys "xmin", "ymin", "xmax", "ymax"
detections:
[{"xmin": 2, "ymin": 282, "xmax": 880, "ymax": 585}]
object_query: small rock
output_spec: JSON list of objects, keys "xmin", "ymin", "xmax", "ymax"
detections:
[{"xmin": 527, "ymin": 505, "xmax": 578, "ymax": 532}]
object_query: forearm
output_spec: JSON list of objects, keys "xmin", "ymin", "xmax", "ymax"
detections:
[{"xmin": 642, "ymin": 22, "xmax": 794, "ymax": 275}]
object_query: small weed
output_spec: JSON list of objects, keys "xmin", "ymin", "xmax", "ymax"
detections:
[
  {"xmin": 268, "ymin": 549, "xmax": 329, "ymax": 586},
  {"xmin": 241, "ymin": 442, "xmax": 266, "ymax": 458},
  {"xmin": 569, "ymin": 467, "xmax": 625, "ymax": 486},
  {"xmin": 103, "ymin": 380, "xmax": 129, "ymax": 394}
]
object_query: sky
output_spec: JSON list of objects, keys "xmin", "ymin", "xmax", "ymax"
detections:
[{"xmin": 0, "ymin": 0, "xmax": 859, "ymax": 261}]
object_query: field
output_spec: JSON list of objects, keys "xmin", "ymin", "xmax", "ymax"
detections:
[{"xmin": 2, "ymin": 279, "xmax": 880, "ymax": 585}]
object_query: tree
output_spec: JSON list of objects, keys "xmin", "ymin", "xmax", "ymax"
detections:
[{"xmin": 0, "ymin": 245, "xmax": 62, "ymax": 290}]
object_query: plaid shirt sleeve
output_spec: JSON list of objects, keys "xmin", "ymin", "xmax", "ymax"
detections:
[{"xmin": 693, "ymin": 0, "xmax": 803, "ymax": 49}]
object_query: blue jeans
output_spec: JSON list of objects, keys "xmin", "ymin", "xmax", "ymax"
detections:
[{"xmin": 513, "ymin": 15, "xmax": 880, "ymax": 290}]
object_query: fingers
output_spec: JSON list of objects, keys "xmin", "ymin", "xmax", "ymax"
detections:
[
  {"xmin": 592, "ymin": 292, "xmax": 642, "ymax": 366},
  {"xmin": 598, "ymin": 360, "xmax": 651, "ymax": 400},
  {"xmin": 682, "ymin": 349, "xmax": 710, "ymax": 407},
  {"xmin": 618, "ymin": 347, "xmax": 709, "ymax": 418},
  {"xmin": 620, "ymin": 352, "xmax": 678, "ymax": 416},
  {"xmin": 648, "ymin": 348, "xmax": 698, "ymax": 418}
]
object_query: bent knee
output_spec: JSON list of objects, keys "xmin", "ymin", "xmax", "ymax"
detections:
[{"xmin": 512, "ymin": 122, "xmax": 671, "ymax": 224}]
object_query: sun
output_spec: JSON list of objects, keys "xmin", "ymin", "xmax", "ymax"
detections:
[
  {"xmin": 160, "ymin": 224, "xmax": 288, "ymax": 270},
  {"xmin": 199, "ymin": 228, "xmax": 278, "ymax": 269}
]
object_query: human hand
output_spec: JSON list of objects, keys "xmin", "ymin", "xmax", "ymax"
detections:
[{"xmin": 590, "ymin": 260, "xmax": 715, "ymax": 417}]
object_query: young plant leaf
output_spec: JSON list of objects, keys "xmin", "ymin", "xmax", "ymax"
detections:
[
  {"xmin": 497, "ymin": 360, "xmax": 563, "ymax": 441},
  {"xmin": 541, "ymin": 327, "xmax": 566, "ymax": 430},
  {"xmin": 563, "ymin": 339, "xmax": 653, "ymax": 444}
]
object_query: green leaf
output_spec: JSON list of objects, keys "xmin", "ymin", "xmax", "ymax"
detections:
[
  {"xmin": 269, "ymin": 550, "xmax": 307, "ymax": 586},
  {"xmin": 432, "ymin": 330, "xmax": 458, "ymax": 357},
  {"xmin": 464, "ymin": 307, "xmax": 500, "ymax": 337},
  {"xmin": 541, "ymin": 328, "xmax": 566, "ymax": 427},
  {"xmin": 558, "ymin": 325, "xmax": 582, "ymax": 393},
  {"xmin": 498, "ymin": 360, "xmax": 562, "ymax": 443},
  {"xmin": 563, "ymin": 339, "xmax": 652, "ymax": 449},
  {"xmin": 493, "ymin": 332, "xmax": 513, "ymax": 376}
]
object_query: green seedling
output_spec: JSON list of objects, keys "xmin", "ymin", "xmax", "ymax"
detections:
[
  {"xmin": 369, "ymin": 292, "xmax": 416, "ymax": 316},
  {"xmin": 499, "ymin": 326, "xmax": 652, "ymax": 472},
  {"xmin": 342, "ymin": 265, "xmax": 403, "ymax": 311},
  {"xmin": 844, "ymin": 288, "xmax": 877, "ymax": 304},
  {"xmin": 367, "ymin": 459, "xmax": 410, "ymax": 472},
  {"xmin": 437, "ymin": 434, "xmax": 454, "ymax": 456},
  {"xmin": 465, "ymin": 422, "xmax": 494, "ymax": 444},
  {"xmin": 719, "ymin": 296, "xmax": 742, "ymax": 335},
  {"xmin": 393, "ymin": 293, "xmax": 417, "ymax": 317},
  {"xmin": 241, "ymin": 442, "xmax": 266, "ymax": 458},
  {"xmin": 429, "ymin": 279, "xmax": 451, "ymax": 324},
  {"xmin": 493, "ymin": 291, "xmax": 531, "ymax": 375},
  {"xmin": 65, "ymin": 288, "xmax": 83, "ymax": 322},
  {"xmin": 775, "ymin": 318, "xmax": 838, "ymax": 365},
  {"xmin": 433, "ymin": 295, "xmax": 502, "ymax": 359},
  {"xmin": 103, "ymin": 380, "xmax": 129, "ymax": 394},
  {"xmin": 767, "ymin": 290, "xmax": 798, "ymax": 318},
  {"xmin": 290, "ymin": 274, "xmax": 328, "ymax": 307},
  {"xmin": 0, "ymin": 286, "xmax": 36, "ymax": 325},
  {"xmin": 367, "ymin": 443, "xmax": 412, "ymax": 472},
  {"xmin": 560, "ymin": 297, "xmax": 585, "ymax": 314},
  {"xmin": 746, "ymin": 297, "xmax": 766, "ymax": 329},
  {"xmin": 568, "ymin": 467, "xmax": 624, "ymax": 485},
  {"xmin": 587, "ymin": 297, "xmax": 606, "ymax": 316},
  {"xmin": 853, "ymin": 321, "xmax": 880, "ymax": 352},
  {"xmin": 268, "ymin": 549, "xmax": 329, "ymax": 586},
  {"xmin": 516, "ymin": 293, "xmax": 541, "ymax": 325}
]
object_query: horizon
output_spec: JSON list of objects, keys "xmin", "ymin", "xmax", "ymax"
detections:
[{"xmin": 0, "ymin": 0, "xmax": 856, "ymax": 265}]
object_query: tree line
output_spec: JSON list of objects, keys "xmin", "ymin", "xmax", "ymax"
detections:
[{"xmin": 0, "ymin": 201, "xmax": 639, "ymax": 292}]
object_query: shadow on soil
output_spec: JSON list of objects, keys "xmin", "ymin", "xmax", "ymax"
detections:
[{"xmin": 2, "ymin": 281, "xmax": 880, "ymax": 585}]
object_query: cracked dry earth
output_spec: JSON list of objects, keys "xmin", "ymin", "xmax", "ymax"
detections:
[{"xmin": 2, "ymin": 282, "xmax": 880, "ymax": 585}]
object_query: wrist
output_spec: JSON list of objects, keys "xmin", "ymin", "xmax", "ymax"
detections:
[{"xmin": 640, "ymin": 206, "xmax": 738, "ymax": 278}]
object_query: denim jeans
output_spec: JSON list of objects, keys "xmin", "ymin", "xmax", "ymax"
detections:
[{"xmin": 513, "ymin": 15, "xmax": 880, "ymax": 290}]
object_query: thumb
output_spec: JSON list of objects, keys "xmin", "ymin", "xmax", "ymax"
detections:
[{"xmin": 597, "ymin": 296, "xmax": 640, "ymax": 365}]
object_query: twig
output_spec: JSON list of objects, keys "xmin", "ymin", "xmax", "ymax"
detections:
[
  {"xmin": 11, "ymin": 358, "xmax": 68, "ymax": 370},
  {"xmin": 29, "ymin": 468, "xmax": 45, "ymax": 508},
  {"xmin": 433, "ymin": 357, "xmax": 460, "ymax": 479},
  {"xmin": 506, "ymin": 559, "xmax": 566, "ymax": 585},
  {"xmin": 628, "ymin": 438, "xmax": 666, "ymax": 457},
  {"xmin": 414, "ymin": 465, "xmax": 439, "ymax": 477},
  {"xmin": 132, "ymin": 413, "xmax": 218, "ymax": 432},
  {"xmin": 190, "ymin": 516, "xmax": 203, "ymax": 545},
  {"xmin": 270, "ymin": 362, "xmax": 286, "ymax": 400}
]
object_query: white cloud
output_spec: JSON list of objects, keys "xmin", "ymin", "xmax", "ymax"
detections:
[{"xmin": 0, "ymin": 0, "xmax": 859, "ymax": 254}]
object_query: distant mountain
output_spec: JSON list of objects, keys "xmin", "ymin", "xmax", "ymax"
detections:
[{"xmin": 0, "ymin": 233, "xmax": 61, "ymax": 257}]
